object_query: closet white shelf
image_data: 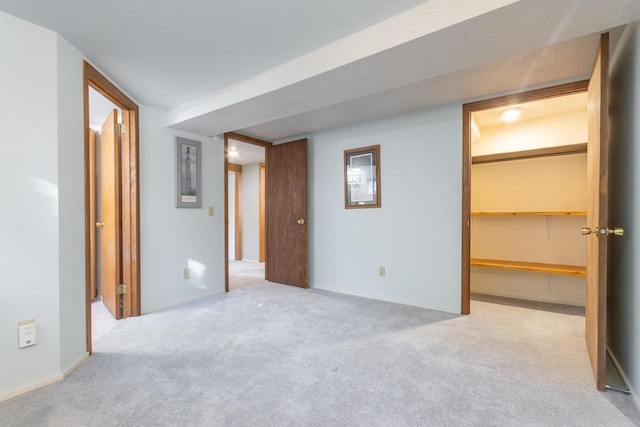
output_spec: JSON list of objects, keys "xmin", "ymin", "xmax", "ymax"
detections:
[
  {"xmin": 471, "ymin": 258, "xmax": 586, "ymax": 277},
  {"xmin": 471, "ymin": 211, "xmax": 586, "ymax": 216}
]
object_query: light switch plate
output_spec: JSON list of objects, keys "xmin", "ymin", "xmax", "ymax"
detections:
[{"xmin": 208, "ymin": 206, "xmax": 214, "ymax": 216}]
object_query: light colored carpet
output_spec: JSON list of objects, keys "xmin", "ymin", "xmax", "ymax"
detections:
[
  {"xmin": 91, "ymin": 298, "xmax": 119, "ymax": 343},
  {"xmin": 1, "ymin": 283, "xmax": 638, "ymax": 426},
  {"xmin": 229, "ymin": 260, "xmax": 265, "ymax": 290}
]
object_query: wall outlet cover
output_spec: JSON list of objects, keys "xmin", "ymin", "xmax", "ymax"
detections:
[{"xmin": 18, "ymin": 319, "xmax": 37, "ymax": 348}]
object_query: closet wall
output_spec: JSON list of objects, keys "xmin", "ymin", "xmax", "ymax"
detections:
[{"xmin": 471, "ymin": 107, "xmax": 588, "ymax": 306}]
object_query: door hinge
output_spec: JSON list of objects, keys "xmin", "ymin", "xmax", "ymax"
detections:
[
  {"xmin": 118, "ymin": 123, "xmax": 126, "ymax": 134},
  {"xmin": 116, "ymin": 284, "xmax": 127, "ymax": 295}
]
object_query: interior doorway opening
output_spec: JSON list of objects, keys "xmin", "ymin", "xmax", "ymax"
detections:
[
  {"xmin": 83, "ymin": 61, "xmax": 141, "ymax": 354},
  {"xmin": 88, "ymin": 87, "xmax": 122, "ymax": 341},
  {"xmin": 462, "ymin": 33, "xmax": 612, "ymax": 391},
  {"xmin": 224, "ymin": 133, "xmax": 272, "ymax": 292},
  {"xmin": 227, "ymin": 139, "xmax": 267, "ymax": 290},
  {"xmin": 468, "ymin": 90, "xmax": 589, "ymax": 314}
]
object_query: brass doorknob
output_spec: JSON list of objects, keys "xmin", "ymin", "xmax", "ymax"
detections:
[
  {"xmin": 602, "ymin": 227, "xmax": 624, "ymax": 236},
  {"xmin": 96, "ymin": 222, "xmax": 104, "ymax": 228},
  {"xmin": 297, "ymin": 219, "xmax": 307, "ymax": 225},
  {"xmin": 582, "ymin": 226, "xmax": 624, "ymax": 236}
]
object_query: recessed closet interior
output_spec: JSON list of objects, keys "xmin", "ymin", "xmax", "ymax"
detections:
[{"xmin": 470, "ymin": 92, "xmax": 588, "ymax": 310}]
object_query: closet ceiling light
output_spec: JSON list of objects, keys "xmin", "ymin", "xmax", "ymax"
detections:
[
  {"xmin": 501, "ymin": 109, "xmax": 521, "ymax": 122},
  {"xmin": 228, "ymin": 149, "xmax": 238, "ymax": 157}
]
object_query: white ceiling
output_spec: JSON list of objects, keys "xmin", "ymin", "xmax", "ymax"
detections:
[
  {"xmin": 227, "ymin": 139, "xmax": 265, "ymax": 166},
  {"xmin": 89, "ymin": 87, "xmax": 120, "ymax": 131},
  {"xmin": 473, "ymin": 92, "xmax": 588, "ymax": 128},
  {"xmin": 2, "ymin": 0, "xmax": 639, "ymax": 142},
  {"xmin": 0, "ymin": 0, "xmax": 426, "ymax": 109}
]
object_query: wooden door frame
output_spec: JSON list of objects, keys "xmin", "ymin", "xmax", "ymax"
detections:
[
  {"xmin": 83, "ymin": 61, "xmax": 141, "ymax": 354},
  {"xmin": 461, "ymin": 80, "xmax": 589, "ymax": 314},
  {"xmin": 224, "ymin": 132, "xmax": 272, "ymax": 292}
]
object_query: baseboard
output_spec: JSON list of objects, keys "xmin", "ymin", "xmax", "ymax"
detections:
[
  {"xmin": 471, "ymin": 289, "xmax": 584, "ymax": 308},
  {"xmin": 142, "ymin": 289, "xmax": 225, "ymax": 314},
  {"xmin": 607, "ymin": 346, "xmax": 640, "ymax": 411},
  {"xmin": 311, "ymin": 285, "xmax": 459, "ymax": 314},
  {"xmin": 62, "ymin": 352, "xmax": 89, "ymax": 378},
  {"xmin": 0, "ymin": 352, "xmax": 89, "ymax": 403}
]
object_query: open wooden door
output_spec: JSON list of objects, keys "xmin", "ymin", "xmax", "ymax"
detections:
[
  {"xmin": 265, "ymin": 139, "xmax": 308, "ymax": 288},
  {"xmin": 584, "ymin": 33, "xmax": 609, "ymax": 391},
  {"xmin": 99, "ymin": 109, "xmax": 122, "ymax": 319}
]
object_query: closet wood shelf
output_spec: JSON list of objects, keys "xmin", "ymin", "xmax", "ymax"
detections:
[
  {"xmin": 471, "ymin": 258, "xmax": 586, "ymax": 276},
  {"xmin": 472, "ymin": 143, "xmax": 587, "ymax": 165},
  {"xmin": 471, "ymin": 211, "xmax": 586, "ymax": 216}
]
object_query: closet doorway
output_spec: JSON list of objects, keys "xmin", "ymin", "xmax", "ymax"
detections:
[
  {"xmin": 461, "ymin": 32, "xmax": 616, "ymax": 392},
  {"xmin": 468, "ymin": 88, "xmax": 589, "ymax": 311}
]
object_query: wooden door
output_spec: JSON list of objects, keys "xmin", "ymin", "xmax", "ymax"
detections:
[
  {"xmin": 265, "ymin": 139, "xmax": 308, "ymax": 287},
  {"xmin": 585, "ymin": 33, "xmax": 609, "ymax": 391},
  {"xmin": 99, "ymin": 109, "xmax": 122, "ymax": 319}
]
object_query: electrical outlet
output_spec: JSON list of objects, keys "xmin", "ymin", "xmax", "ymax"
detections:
[
  {"xmin": 184, "ymin": 268, "xmax": 190, "ymax": 279},
  {"xmin": 379, "ymin": 266, "xmax": 386, "ymax": 277}
]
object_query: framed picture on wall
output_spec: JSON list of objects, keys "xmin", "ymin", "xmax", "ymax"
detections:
[
  {"xmin": 344, "ymin": 144, "xmax": 381, "ymax": 209},
  {"xmin": 176, "ymin": 137, "xmax": 202, "ymax": 208}
]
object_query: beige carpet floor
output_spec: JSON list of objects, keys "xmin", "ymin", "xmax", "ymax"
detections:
[
  {"xmin": 229, "ymin": 260, "xmax": 265, "ymax": 290},
  {"xmin": 1, "ymin": 283, "xmax": 638, "ymax": 426}
]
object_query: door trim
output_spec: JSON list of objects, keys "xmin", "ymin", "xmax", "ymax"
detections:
[
  {"xmin": 224, "ymin": 133, "xmax": 272, "ymax": 292},
  {"xmin": 83, "ymin": 61, "xmax": 141, "ymax": 354},
  {"xmin": 460, "ymin": 80, "xmax": 589, "ymax": 314}
]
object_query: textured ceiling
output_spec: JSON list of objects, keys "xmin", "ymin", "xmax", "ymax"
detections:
[
  {"xmin": 473, "ymin": 93, "xmax": 588, "ymax": 129},
  {"xmin": 0, "ymin": 0, "xmax": 427, "ymax": 109},
  {"xmin": 169, "ymin": 0, "xmax": 638, "ymax": 141},
  {"xmin": 239, "ymin": 31, "xmax": 610, "ymax": 141},
  {"xmin": 2, "ymin": 0, "xmax": 638, "ymax": 142}
]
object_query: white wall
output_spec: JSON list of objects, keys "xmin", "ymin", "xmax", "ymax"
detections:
[
  {"xmin": 473, "ymin": 110, "xmax": 587, "ymax": 156},
  {"xmin": 1, "ymin": 10, "xmax": 227, "ymax": 398},
  {"xmin": 609, "ymin": 21, "xmax": 640, "ymax": 409},
  {"xmin": 470, "ymin": 105, "xmax": 588, "ymax": 306},
  {"xmin": 139, "ymin": 106, "xmax": 225, "ymax": 312},
  {"xmin": 0, "ymin": 11, "xmax": 62, "ymax": 396},
  {"xmin": 308, "ymin": 105, "xmax": 462, "ymax": 313},
  {"xmin": 242, "ymin": 163, "xmax": 260, "ymax": 261},
  {"xmin": 56, "ymin": 35, "xmax": 88, "ymax": 372}
]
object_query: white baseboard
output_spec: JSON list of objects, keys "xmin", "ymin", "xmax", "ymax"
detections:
[
  {"xmin": 0, "ymin": 352, "xmax": 89, "ymax": 402},
  {"xmin": 311, "ymin": 284, "xmax": 459, "ymax": 314},
  {"xmin": 142, "ymin": 289, "xmax": 225, "ymax": 314},
  {"xmin": 607, "ymin": 346, "xmax": 640, "ymax": 411},
  {"xmin": 62, "ymin": 352, "xmax": 89, "ymax": 377}
]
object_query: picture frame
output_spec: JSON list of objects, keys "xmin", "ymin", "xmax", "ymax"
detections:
[
  {"xmin": 344, "ymin": 144, "xmax": 381, "ymax": 209},
  {"xmin": 176, "ymin": 137, "xmax": 202, "ymax": 208}
]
